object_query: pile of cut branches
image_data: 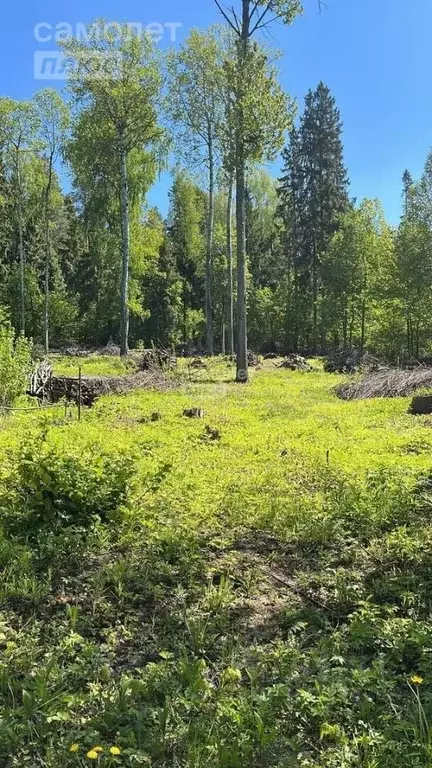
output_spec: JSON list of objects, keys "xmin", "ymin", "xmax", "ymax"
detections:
[
  {"xmin": 278, "ymin": 354, "xmax": 315, "ymax": 372},
  {"xmin": 336, "ymin": 365, "xmax": 432, "ymax": 401},
  {"xmin": 29, "ymin": 368, "xmax": 176, "ymax": 407},
  {"xmin": 325, "ymin": 349, "xmax": 381, "ymax": 374}
]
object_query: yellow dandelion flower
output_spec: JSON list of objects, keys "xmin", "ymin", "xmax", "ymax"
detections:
[
  {"xmin": 410, "ymin": 675, "xmax": 424, "ymax": 685},
  {"xmin": 93, "ymin": 747, "xmax": 104, "ymax": 753},
  {"xmin": 86, "ymin": 750, "xmax": 99, "ymax": 760},
  {"xmin": 69, "ymin": 743, "xmax": 79, "ymax": 753},
  {"xmin": 110, "ymin": 746, "xmax": 121, "ymax": 755}
]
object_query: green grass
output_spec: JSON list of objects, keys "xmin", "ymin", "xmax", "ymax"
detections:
[
  {"xmin": 49, "ymin": 353, "xmax": 138, "ymax": 377},
  {"xmin": 1, "ymin": 358, "xmax": 432, "ymax": 766}
]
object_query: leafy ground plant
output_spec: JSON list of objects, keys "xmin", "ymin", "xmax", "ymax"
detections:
[
  {"xmin": 0, "ymin": 358, "xmax": 432, "ymax": 766},
  {"xmin": 0, "ymin": 320, "xmax": 32, "ymax": 408}
]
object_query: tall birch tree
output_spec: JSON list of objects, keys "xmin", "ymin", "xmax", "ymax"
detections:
[
  {"xmin": 167, "ymin": 29, "xmax": 226, "ymax": 356},
  {"xmin": 62, "ymin": 20, "xmax": 164, "ymax": 356},
  {"xmin": 34, "ymin": 89, "xmax": 70, "ymax": 353},
  {"xmin": 0, "ymin": 99, "xmax": 39, "ymax": 335},
  {"xmin": 215, "ymin": 0, "xmax": 300, "ymax": 380}
]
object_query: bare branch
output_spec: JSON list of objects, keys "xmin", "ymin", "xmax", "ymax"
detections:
[
  {"xmin": 214, "ymin": 0, "xmax": 241, "ymax": 34},
  {"xmin": 231, "ymin": 5, "xmax": 242, "ymax": 29},
  {"xmin": 252, "ymin": 13, "xmax": 281, "ymax": 33},
  {"xmin": 249, "ymin": 1, "xmax": 260, "ymax": 22},
  {"xmin": 249, "ymin": 2, "xmax": 272, "ymax": 36}
]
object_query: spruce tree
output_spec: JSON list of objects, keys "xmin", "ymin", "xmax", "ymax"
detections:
[
  {"xmin": 279, "ymin": 82, "xmax": 349, "ymax": 351},
  {"xmin": 278, "ymin": 127, "xmax": 307, "ymax": 349},
  {"xmin": 402, "ymin": 169, "xmax": 414, "ymax": 218}
]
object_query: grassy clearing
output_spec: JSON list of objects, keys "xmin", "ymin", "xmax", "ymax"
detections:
[
  {"xmin": 1, "ymin": 359, "xmax": 432, "ymax": 766},
  {"xmin": 48, "ymin": 354, "xmax": 139, "ymax": 378}
]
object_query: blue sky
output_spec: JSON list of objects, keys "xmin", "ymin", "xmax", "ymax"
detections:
[{"xmin": 1, "ymin": 0, "xmax": 431, "ymax": 223}]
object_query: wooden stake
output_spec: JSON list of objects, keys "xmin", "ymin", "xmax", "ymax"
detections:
[{"xmin": 78, "ymin": 366, "xmax": 82, "ymax": 422}]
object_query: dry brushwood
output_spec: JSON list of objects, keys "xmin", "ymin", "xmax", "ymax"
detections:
[
  {"xmin": 138, "ymin": 348, "xmax": 177, "ymax": 371},
  {"xmin": 336, "ymin": 365, "xmax": 432, "ymax": 401},
  {"xmin": 27, "ymin": 360, "xmax": 53, "ymax": 400},
  {"xmin": 277, "ymin": 354, "xmax": 315, "ymax": 372},
  {"xmin": 189, "ymin": 358, "xmax": 208, "ymax": 370},
  {"xmin": 325, "ymin": 350, "xmax": 381, "ymax": 374},
  {"xmin": 28, "ymin": 369, "xmax": 176, "ymax": 407},
  {"xmin": 63, "ymin": 347, "xmax": 94, "ymax": 358},
  {"xmin": 324, "ymin": 349, "xmax": 363, "ymax": 374}
]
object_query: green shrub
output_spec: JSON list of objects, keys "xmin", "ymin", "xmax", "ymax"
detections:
[
  {"xmin": 0, "ymin": 320, "xmax": 32, "ymax": 408},
  {"xmin": 5, "ymin": 437, "xmax": 135, "ymax": 534}
]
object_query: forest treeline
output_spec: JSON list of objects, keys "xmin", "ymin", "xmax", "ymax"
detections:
[{"xmin": 0, "ymin": 7, "xmax": 431, "ymax": 376}]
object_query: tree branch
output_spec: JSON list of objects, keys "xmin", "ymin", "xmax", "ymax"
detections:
[
  {"xmin": 214, "ymin": 0, "xmax": 241, "ymax": 34},
  {"xmin": 217, "ymin": 0, "xmax": 326, "ymax": 39},
  {"xmin": 231, "ymin": 5, "xmax": 242, "ymax": 29},
  {"xmin": 249, "ymin": 2, "xmax": 272, "ymax": 36},
  {"xmin": 252, "ymin": 13, "xmax": 281, "ymax": 33},
  {"xmin": 249, "ymin": 1, "xmax": 260, "ymax": 22}
]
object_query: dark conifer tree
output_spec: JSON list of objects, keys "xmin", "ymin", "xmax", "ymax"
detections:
[
  {"xmin": 278, "ymin": 82, "xmax": 349, "ymax": 351},
  {"xmin": 300, "ymin": 82, "xmax": 349, "ymax": 349},
  {"xmin": 402, "ymin": 169, "xmax": 415, "ymax": 219},
  {"xmin": 278, "ymin": 127, "xmax": 306, "ymax": 349}
]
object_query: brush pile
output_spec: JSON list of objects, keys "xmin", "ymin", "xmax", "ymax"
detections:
[
  {"xmin": 336, "ymin": 365, "xmax": 432, "ymax": 401},
  {"xmin": 324, "ymin": 349, "xmax": 381, "ymax": 374},
  {"xmin": 137, "ymin": 348, "xmax": 177, "ymax": 371},
  {"xmin": 278, "ymin": 354, "xmax": 315, "ymax": 372},
  {"xmin": 28, "ymin": 364, "xmax": 176, "ymax": 408}
]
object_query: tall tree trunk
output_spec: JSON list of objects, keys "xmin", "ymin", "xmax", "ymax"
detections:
[
  {"xmin": 44, "ymin": 242, "xmax": 50, "ymax": 353},
  {"xmin": 16, "ymin": 156, "xmax": 25, "ymax": 335},
  {"xmin": 312, "ymin": 238, "xmax": 318, "ymax": 353},
  {"xmin": 342, "ymin": 309, "xmax": 347, "ymax": 350},
  {"xmin": 119, "ymin": 139, "xmax": 130, "ymax": 357},
  {"xmin": 44, "ymin": 156, "xmax": 53, "ymax": 355},
  {"xmin": 206, "ymin": 129, "xmax": 215, "ymax": 356},
  {"xmin": 235, "ymin": 0, "xmax": 250, "ymax": 383},
  {"xmin": 407, "ymin": 314, "xmax": 411, "ymax": 358},
  {"xmin": 293, "ymin": 265, "xmax": 299, "ymax": 352},
  {"xmin": 235, "ymin": 132, "xmax": 247, "ymax": 381},
  {"xmin": 226, "ymin": 172, "xmax": 234, "ymax": 355},
  {"xmin": 360, "ymin": 298, "xmax": 366, "ymax": 352},
  {"xmin": 349, "ymin": 306, "xmax": 355, "ymax": 349},
  {"xmin": 183, "ymin": 283, "xmax": 188, "ymax": 345},
  {"xmin": 18, "ymin": 200, "xmax": 25, "ymax": 335}
]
